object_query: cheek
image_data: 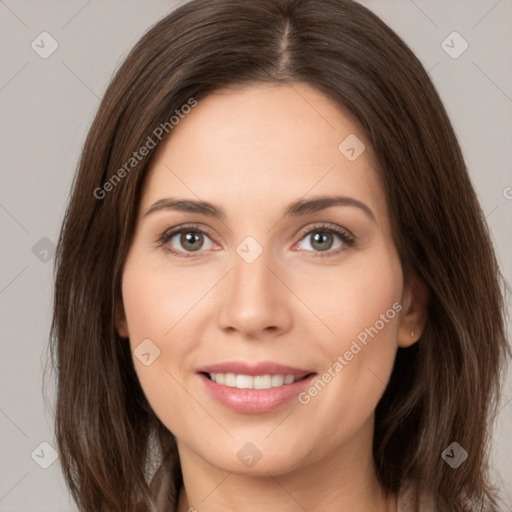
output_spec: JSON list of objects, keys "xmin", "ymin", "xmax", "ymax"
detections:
[
  {"xmin": 296, "ymin": 239, "xmax": 403, "ymax": 351},
  {"xmin": 296, "ymin": 246, "xmax": 402, "ymax": 437},
  {"xmin": 121, "ymin": 250, "xmax": 209, "ymax": 346},
  {"xmin": 331, "ymin": 244, "xmax": 402, "ymax": 370},
  {"xmin": 120, "ymin": 250, "xmax": 213, "ymax": 432},
  {"xmin": 329, "ymin": 263, "xmax": 401, "ymax": 348}
]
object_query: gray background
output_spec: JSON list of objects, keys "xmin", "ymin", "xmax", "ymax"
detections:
[{"xmin": 0, "ymin": 0, "xmax": 511, "ymax": 510}]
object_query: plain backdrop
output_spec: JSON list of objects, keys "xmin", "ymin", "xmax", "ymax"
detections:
[{"xmin": 0, "ymin": 1, "xmax": 511, "ymax": 510}]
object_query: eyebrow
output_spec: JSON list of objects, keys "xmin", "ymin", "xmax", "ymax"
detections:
[{"xmin": 144, "ymin": 195, "xmax": 376, "ymax": 222}]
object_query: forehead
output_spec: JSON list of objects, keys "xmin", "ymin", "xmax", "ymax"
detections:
[{"xmin": 140, "ymin": 83, "xmax": 385, "ymax": 221}]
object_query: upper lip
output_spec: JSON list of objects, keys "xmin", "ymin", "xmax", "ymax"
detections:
[{"xmin": 196, "ymin": 361, "xmax": 315, "ymax": 379}]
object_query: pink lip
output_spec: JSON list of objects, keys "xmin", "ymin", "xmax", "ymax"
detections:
[{"xmin": 196, "ymin": 361, "xmax": 316, "ymax": 414}]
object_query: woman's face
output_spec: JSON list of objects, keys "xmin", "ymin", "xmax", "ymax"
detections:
[{"xmin": 117, "ymin": 83, "xmax": 423, "ymax": 476}]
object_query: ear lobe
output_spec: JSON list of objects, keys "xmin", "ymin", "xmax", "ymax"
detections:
[
  {"xmin": 114, "ymin": 300, "xmax": 129, "ymax": 338},
  {"xmin": 397, "ymin": 274, "xmax": 429, "ymax": 348}
]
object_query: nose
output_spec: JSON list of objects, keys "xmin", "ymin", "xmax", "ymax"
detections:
[{"xmin": 216, "ymin": 247, "xmax": 293, "ymax": 339}]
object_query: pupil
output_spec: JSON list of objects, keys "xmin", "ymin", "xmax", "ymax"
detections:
[
  {"xmin": 182, "ymin": 232, "xmax": 202, "ymax": 251},
  {"xmin": 312, "ymin": 232, "xmax": 332, "ymax": 251}
]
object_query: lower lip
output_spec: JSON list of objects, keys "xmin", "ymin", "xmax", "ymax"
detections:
[{"xmin": 198, "ymin": 373, "xmax": 316, "ymax": 414}]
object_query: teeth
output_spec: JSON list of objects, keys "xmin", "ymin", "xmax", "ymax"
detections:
[
  {"xmin": 271, "ymin": 374, "xmax": 284, "ymax": 387},
  {"xmin": 254, "ymin": 375, "xmax": 272, "ymax": 389},
  {"xmin": 208, "ymin": 373, "xmax": 298, "ymax": 389},
  {"xmin": 236, "ymin": 374, "xmax": 253, "ymax": 389},
  {"xmin": 224, "ymin": 373, "xmax": 236, "ymax": 387},
  {"xmin": 284, "ymin": 374, "xmax": 295, "ymax": 384}
]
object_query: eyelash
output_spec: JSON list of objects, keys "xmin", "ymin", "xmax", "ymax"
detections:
[{"xmin": 157, "ymin": 222, "xmax": 355, "ymax": 259}]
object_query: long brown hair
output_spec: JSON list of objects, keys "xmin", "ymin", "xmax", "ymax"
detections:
[{"xmin": 46, "ymin": 0, "xmax": 511, "ymax": 510}]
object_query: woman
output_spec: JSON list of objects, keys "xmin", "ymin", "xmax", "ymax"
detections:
[{"xmin": 48, "ymin": 0, "xmax": 510, "ymax": 511}]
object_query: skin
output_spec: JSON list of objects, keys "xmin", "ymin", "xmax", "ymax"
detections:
[{"xmin": 116, "ymin": 83, "xmax": 428, "ymax": 512}]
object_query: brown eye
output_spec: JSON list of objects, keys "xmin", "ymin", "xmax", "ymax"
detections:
[
  {"xmin": 179, "ymin": 231, "xmax": 205, "ymax": 252},
  {"xmin": 159, "ymin": 225, "xmax": 215, "ymax": 257},
  {"xmin": 295, "ymin": 224, "xmax": 355, "ymax": 259},
  {"xmin": 309, "ymin": 231, "xmax": 336, "ymax": 252}
]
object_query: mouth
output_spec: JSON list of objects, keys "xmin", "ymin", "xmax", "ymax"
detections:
[{"xmin": 195, "ymin": 361, "xmax": 317, "ymax": 414}]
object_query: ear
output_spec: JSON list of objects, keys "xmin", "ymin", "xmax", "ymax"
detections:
[
  {"xmin": 397, "ymin": 273, "xmax": 429, "ymax": 348},
  {"xmin": 115, "ymin": 300, "xmax": 129, "ymax": 338}
]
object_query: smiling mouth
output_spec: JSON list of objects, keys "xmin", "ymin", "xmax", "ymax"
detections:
[{"xmin": 200, "ymin": 372, "xmax": 315, "ymax": 390}]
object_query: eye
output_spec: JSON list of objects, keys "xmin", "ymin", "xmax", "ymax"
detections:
[
  {"xmin": 294, "ymin": 223, "xmax": 354, "ymax": 258},
  {"xmin": 158, "ymin": 222, "xmax": 354, "ymax": 259},
  {"xmin": 158, "ymin": 224, "xmax": 216, "ymax": 258}
]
